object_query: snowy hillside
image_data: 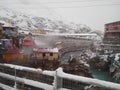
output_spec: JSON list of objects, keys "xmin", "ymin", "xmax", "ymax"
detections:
[{"xmin": 0, "ymin": 7, "xmax": 92, "ymax": 33}]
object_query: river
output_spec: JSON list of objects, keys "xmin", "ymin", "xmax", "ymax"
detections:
[
  {"xmin": 89, "ymin": 68, "xmax": 113, "ymax": 82},
  {"xmin": 60, "ymin": 50, "xmax": 83, "ymax": 64},
  {"xmin": 60, "ymin": 50, "xmax": 113, "ymax": 82}
]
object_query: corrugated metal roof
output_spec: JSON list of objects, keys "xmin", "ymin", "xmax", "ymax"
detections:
[{"xmin": 105, "ymin": 21, "xmax": 120, "ymax": 26}]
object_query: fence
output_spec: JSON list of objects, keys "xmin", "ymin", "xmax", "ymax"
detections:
[{"xmin": 0, "ymin": 63, "xmax": 120, "ymax": 90}]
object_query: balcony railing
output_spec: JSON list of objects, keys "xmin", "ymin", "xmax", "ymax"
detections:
[
  {"xmin": 0, "ymin": 63, "xmax": 120, "ymax": 90},
  {"xmin": 103, "ymin": 38, "xmax": 120, "ymax": 44}
]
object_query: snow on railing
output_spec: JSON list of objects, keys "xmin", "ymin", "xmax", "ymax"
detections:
[
  {"xmin": 0, "ymin": 72, "xmax": 53, "ymax": 90},
  {"xmin": 0, "ymin": 63, "xmax": 120, "ymax": 90},
  {"xmin": 56, "ymin": 68, "xmax": 120, "ymax": 90},
  {"xmin": 0, "ymin": 63, "xmax": 54, "ymax": 76},
  {"xmin": 0, "ymin": 83, "xmax": 18, "ymax": 90}
]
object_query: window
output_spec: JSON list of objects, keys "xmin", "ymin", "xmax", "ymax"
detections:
[
  {"xmin": 50, "ymin": 53, "xmax": 53, "ymax": 56},
  {"xmin": 43, "ymin": 53, "xmax": 45, "ymax": 57}
]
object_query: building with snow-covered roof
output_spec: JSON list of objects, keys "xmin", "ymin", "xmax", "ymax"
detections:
[
  {"xmin": 2, "ymin": 24, "xmax": 18, "ymax": 39},
  {"xmin": 0, "ymin": 21, "xmax": 18, "ymax": 39},
  {"xmin": 0, "ymin": 22, "xmax": 21, "ymax": 48},
  {"xmin": 31, "ymin": 29, "xmax": 46, "ymax": 35},
  {"xmin": 31, "ymin": 48, "xmax": 59, "ymax": 61}
]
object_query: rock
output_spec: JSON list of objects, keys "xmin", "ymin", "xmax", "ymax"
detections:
[
  {"xmin": 61, "ymin": 57, "xmax": 92, "ymax": 78},
  {"xmin": 89, "ymin": 55, "xmax": 109, "ymax": 71},
  {"xmin": 108, "ymin": 53, "xmax": 120, "ymax": 83}
]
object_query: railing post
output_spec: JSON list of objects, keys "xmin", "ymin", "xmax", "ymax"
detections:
[
  {"xmin": 54, "ymin": 68, "xmax": 63, "ymax": 90},
  {"xmin": 14, "ymin": 67, "xmax": 17, "ymax": 89}
]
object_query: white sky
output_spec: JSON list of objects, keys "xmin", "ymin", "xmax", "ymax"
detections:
[{"xmin": 0, "ymin": 0, "xmax": 120, "ymax": 31}]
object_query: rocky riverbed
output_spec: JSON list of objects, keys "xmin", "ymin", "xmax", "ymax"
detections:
[
  {"xmin": 59, "ymin": 50, "xmax": 116, "ymax": 90},
  {"xmin": 88, "ymin": 51, "xmax": 120, "ymax": 84},
  {"xmin": 60, "ymin": 50, "xmax": 92, "ymax": 77}
]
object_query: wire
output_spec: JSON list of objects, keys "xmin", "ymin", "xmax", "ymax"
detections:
[
  {"xmin": 37, "ymin": 0, "xmax": 101, "ymax": 4},
  {"xmin": 35, "ymin": 0, "xmax": 120, "ymax": 4},
  {"xmin": 48, "ymin": 4, "xmax": 120, "ymax": 9}
]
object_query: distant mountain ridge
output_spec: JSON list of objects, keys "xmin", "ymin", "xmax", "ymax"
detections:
[{"xmin": 0, "ymin": 7, "xmax": 92, "ymax": 33}]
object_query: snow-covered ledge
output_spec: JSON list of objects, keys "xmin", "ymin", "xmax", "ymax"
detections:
[{"xmin": 56, "ymin": 67, "xmax": 120, "ymax": 90}]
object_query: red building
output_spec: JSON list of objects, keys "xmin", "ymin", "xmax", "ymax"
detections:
[
  {"xmin": 104, "ymin": 21, "xmax": 120, "ymax": 38},
  {"xmin": 102, "ymin": 21, "xmax": 120, "ymax": 50},
  {"xmin": 22, "ymin": 36, "xmax": 35, "ymax": 46}
]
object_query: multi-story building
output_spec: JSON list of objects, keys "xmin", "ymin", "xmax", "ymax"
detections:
[
  {"xmin": 104, "ymin": 21, "xmax": 120, "ymax": 39},
  {"xmin": 102, "ymin": 21, "xmax": 120, "ymax": 50}
]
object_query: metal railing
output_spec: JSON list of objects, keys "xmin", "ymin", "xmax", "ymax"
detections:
[
  {"xmin": 0, "ymin": 63, "xmax": 120, "ymax": 90},
  {"xmin": 103, "ymin": 38, "xmax": 120, "ymax": 44}
]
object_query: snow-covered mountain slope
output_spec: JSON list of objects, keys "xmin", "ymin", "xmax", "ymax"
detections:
[{"xmin": 0, "ymin": 7, "xmax": 92, "ymax": 33}]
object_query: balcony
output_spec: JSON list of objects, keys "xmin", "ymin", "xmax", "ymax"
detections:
[
  {"xmin": 103, "ymin": 38, "xmax": 120, "ymax": 44},
  {"xmin": 105, "ymin": 30, "xmax": 120, "ymax": 33}
]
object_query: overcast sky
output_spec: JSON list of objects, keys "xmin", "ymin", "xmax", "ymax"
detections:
[{"xmin": 0, "ymin": 0, "xmax": 120, "ymax": 31}]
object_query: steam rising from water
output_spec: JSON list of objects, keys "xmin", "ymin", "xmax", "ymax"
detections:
[
  {"xmin": 21, "ymin": 35, "xmax": 60, "ymax": 55},
  {"xmin": 22, "ymin": 46, "xmax": 34, "ymax": 55},
  {"xmin": 34, "ymin": 35, "xmax": 60, "ymax": 48}
]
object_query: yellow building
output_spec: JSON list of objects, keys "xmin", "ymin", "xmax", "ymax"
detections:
[
  {"xmin": 31, "ymin": 48, "xmax": 59, "ymax": 61},
  {"xmin": 31, "ymin": 30, "xmax": 46, "ymax": 35}
]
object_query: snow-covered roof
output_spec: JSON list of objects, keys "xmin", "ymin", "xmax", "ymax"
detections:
[
  {"xmin": 18, "ymin": 30, "xmax": 30, "ymax": 34},
  {"xmin": 33, "ymin": 48, "xmax": 59, "ymax": 53},
  {"xmin": 46, "ymin": 33, "xmax": 97, "ymax": 36},
  {"xmin": 0, "ymin": 20, "xmax": 15, "ymax": 28},
  {"xmin": 0, "ymin": 20, "xmax": 5, "ymax": 25},
  {"xmin": 3, "ymin": 24, "xmax": 15, "ymax": 28},
  {"xmin": 55, "ymin": 42, "xmax": 62, "ymax": 44}
]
